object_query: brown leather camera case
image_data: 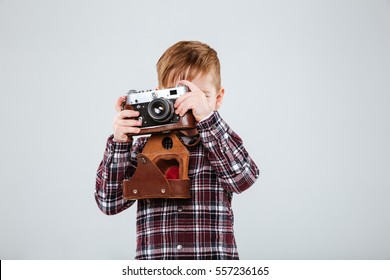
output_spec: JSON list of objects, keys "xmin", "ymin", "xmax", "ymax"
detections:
[{"xmin": 123, "ymin": 132, "xmax": 191, "ymax": 200}]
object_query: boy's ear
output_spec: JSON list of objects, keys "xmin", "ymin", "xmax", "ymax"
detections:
[{"xmin": 215, "ymin": 87, "xmax": 225, "ymax": 110}]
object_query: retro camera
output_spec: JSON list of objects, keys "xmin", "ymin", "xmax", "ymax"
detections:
[{"xmin": 124, "ymin": 85, "xmax": 196, "ymax": 135}]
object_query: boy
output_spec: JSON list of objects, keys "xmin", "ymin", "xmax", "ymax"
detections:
[{"xmin": 95, "ymin": 41, "xmax": 259, "ymax": 259}]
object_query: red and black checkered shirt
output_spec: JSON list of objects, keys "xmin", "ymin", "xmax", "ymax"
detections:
[{"xmin": 95, "ymin": 111, "xmax": 259, "ymax": 259}]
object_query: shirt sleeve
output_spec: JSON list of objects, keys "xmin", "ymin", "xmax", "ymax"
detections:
[
  {"xmin": 95, "ymin": 135, "xmax": 146, "ymax": 215},
  {"xmin": 196, "ymin": 111, "xmax": 260, "ymax": 194}
]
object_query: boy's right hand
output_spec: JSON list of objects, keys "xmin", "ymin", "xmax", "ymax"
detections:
[{"xmin": 113, "ymin": 96, "xmax": 142, "ymax": 142}]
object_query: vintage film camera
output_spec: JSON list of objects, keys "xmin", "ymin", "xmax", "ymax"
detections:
[{"xmin": 123, "ymin": 85, "xmax": 196, "ymax": 135}]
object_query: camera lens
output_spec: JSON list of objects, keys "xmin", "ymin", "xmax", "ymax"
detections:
[{"xmin": 147, "ymin": 98, "xmax": 174, "ymax": 123}]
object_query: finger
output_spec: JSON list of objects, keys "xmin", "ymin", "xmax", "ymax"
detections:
[
  {"xmin": 115, "ymin": 96, "xmax": 127, "ymax": 112},
  {"xmin": 174, "ymin": 91, "xmax": 192, "ymax": 108},
  {"xmin": 118, "ymin": 109, "xmax": 140, "ymax": 119},
  {"xmin": 178, "ymin": 80, "xmax": 200, "ymax": 92},
  {"xmin": 114, "ymin": 126, "xmax": 141, "ymax": 141},
  {"xmin": 175, "ymin": 99, "xmax": 193, "ymax": 117},
  {"xmin": 116, "ymin": 118, "xmax": 142, "ymax": 127},
  {"xmin": 120, "ymin": 126, "xmax": 141, "ymax": 135}
]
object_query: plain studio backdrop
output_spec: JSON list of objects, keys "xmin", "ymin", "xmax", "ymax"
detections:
[{"xmin": 0, "ymin": 0, "xmax": 389, "ymax": 260}]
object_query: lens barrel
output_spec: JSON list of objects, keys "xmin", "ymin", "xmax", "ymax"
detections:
[{"xmin": 147, "ymin": 98, "xmax": 175, "ymax": 123}]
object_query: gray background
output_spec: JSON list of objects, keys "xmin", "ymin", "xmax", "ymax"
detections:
[{"xmin": 0, "ymin": 0, "xmax": 389, "ymax": 259}]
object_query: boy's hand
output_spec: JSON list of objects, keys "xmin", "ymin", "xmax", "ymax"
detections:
[
  {"xmin": 174, "ymin": 80, "xmax": 213, "ymax": 122},
  {"xmin": 112, "ymin": 96, "xmax": 142, "ymax": 142}
]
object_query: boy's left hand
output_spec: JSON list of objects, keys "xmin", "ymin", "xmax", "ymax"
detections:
[{"xmin": 174, "ymin": 80, "xmax": 213, "ymax": 122}]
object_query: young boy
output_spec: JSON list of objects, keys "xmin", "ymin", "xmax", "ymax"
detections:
[{"xmin": 95, "ymin": 41, "xmax": 259, "ymax": 259}]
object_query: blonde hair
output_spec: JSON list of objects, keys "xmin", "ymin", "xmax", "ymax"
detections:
[{"xmin": 156, "ymin": 41, "xmax": 221, "ymax": 89}]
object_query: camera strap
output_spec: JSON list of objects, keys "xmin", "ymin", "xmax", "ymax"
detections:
[{"xmin": 175, "ymin": 132, "xmax": 201, "ymax": 147}]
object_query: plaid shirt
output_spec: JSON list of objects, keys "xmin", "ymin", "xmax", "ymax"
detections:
[{"xmin": 95, "ymin": 111, "xmax": 259, "ymax": 259}]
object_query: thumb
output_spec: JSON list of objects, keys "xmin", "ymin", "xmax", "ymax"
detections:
[{"xmin": 115, "ymin": 96, "xmax": 127, "ymax": 112}]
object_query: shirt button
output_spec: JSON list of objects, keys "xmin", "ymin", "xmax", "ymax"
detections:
[
  {"xmin": 177, "ymin": 206, "xmax": 183, "ymax": 212},
  {"xmin": 177, "ymin": 244, "xmax": 183, "ymax": 251}
]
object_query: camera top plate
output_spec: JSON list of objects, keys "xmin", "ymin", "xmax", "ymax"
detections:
[{"xmin": 126, "ymin": 85, "xmax": 188, "ymax": 104}]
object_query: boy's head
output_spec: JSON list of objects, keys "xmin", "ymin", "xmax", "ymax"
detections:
[{"xmin": 156, "ymin": 41, "xmax": 221, "ymax": 90}]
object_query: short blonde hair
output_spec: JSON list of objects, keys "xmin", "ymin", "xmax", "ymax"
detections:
[{"xmin": 156, "ymin": 41, "xmax": 221, "ymax": 90}]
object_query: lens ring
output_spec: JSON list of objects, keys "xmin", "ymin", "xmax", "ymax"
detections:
[{"xmin": 147, "ymin": 98, "xmax": 174, "ymax": 123}]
